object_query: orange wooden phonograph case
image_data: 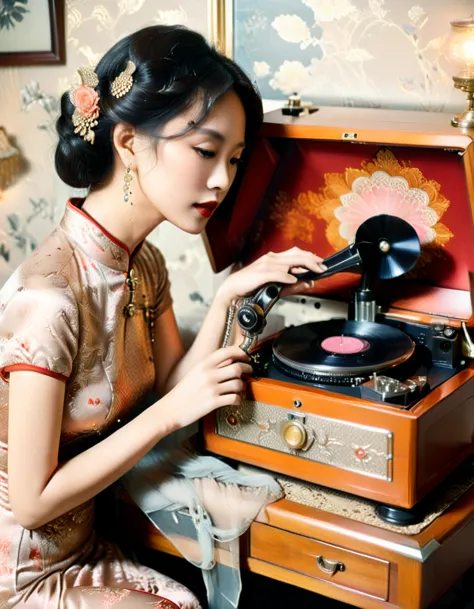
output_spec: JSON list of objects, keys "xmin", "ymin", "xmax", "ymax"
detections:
[{"xmin": 202, "ymin": 106, "xmax": 474, "ymax": 520}]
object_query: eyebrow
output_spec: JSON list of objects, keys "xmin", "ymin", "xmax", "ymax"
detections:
[{"xmin": 195, "ymin": 127, "xmax": 245, "ymax": 149}]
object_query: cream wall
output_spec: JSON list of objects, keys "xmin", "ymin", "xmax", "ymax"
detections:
[{"xmin": 0, "ymin": 0, "xmax": 468, "ymax": 328}]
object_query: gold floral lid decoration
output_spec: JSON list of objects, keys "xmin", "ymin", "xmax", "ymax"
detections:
[{"xmin": 269, "ymin": 148, "xmax": 453, "ymax": 276}]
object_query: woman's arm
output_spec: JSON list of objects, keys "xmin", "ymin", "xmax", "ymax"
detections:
[
  {"xmin": 8, "ymin": 344, "xmax": 250, "ymax": 530},
  {"xmin": 157, "ymin": 294, "xmax": 231, "ymax": 394},
  {"xmin": 8, "ymin": 370, "xmax": 179, "ymax": 529},
  {"xmin": 160, "ymin": 248, "xmax": 326, "ymax": 392}
]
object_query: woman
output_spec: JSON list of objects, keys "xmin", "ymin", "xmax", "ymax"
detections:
[{"xmin": 0, "ymin": 25, "xmax": 325, "ymax": 608}]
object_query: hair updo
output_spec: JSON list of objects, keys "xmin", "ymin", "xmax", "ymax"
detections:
[{"xmin": 55, "ymin": 25, "xmax": 263, "ymax": 189}]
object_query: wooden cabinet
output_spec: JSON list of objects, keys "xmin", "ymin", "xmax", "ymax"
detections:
[{"xmin": 120, "ymin": 482, "xmax": 474, "ymax": 609}]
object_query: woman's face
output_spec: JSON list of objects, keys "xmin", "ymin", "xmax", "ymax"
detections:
[{"xmin": 133, "ymin": 89, "xmax": 247, "ymax": 234}]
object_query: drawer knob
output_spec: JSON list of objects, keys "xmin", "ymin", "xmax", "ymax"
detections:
[{"xmin": 316, "ymin": 555, "xmax": 345, "ymax": 576}]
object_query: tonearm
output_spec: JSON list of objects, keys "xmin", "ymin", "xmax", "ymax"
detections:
[{"xmin": 236, "ymin": 214, "xmax": 421, "ymax": 352}]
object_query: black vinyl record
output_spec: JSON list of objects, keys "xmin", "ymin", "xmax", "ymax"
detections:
[
  {"xmin": 273, "ymin": 320, "xmax": 414, "ymax": 382},
  {"xmin": 355, "ymin": 214, "xmax": 421, "ymax": 279}
]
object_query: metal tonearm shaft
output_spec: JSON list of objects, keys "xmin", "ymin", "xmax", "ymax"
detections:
[{"xmin": 236, "ymin": 243, "xmax": 371, "ymax": 351}]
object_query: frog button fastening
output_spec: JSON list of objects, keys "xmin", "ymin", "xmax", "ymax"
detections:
[{"xmin": 124, "ymin": 269, "xmax": 138, "ymax": 317}]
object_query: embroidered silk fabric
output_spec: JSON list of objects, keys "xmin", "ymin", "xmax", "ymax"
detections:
[
  {"xmin": 0, "ymin": 199, "xmax": 282, "ymax": 609},
  {"xmin": 0, "ymin": 200, "xmax": 199, "ymax": 608}
]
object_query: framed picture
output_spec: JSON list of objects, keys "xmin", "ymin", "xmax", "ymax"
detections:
[
  {"xmin": 0, "ymin": 0, "xmax": 65, "ymax": 66},
  {"xmin": 208, "ymin": 1, "xmax": 459, "ymax": 113}
]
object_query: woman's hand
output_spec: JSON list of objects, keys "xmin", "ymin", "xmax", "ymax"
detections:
[
  {"xmin": 164, "ymin": 346, "xmax": 252, "ymax": 428},
  {"xmin": 216, "ymin": 247, "xmax": 327, "ymax": 305}
]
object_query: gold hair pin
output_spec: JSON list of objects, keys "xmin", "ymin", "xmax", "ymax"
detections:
[
  {"xmin": 111, "ymin": 61, "xmax": 136, "ymax": 98},
  {"xmin": 69, "ymin": 67, "xmax": 100, "ymax": 145}
]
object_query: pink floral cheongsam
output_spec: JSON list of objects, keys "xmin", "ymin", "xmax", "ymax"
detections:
[{"xmin": 0, "ymin": 200, "xmax": 201, "ymax": 608}]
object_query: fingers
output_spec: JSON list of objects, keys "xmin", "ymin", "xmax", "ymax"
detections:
[
  {"xmin": 208, "ymin": 346, "xmax": 250, "ymax": 368},
  {"xmin": 268, "ymin": 247, "xmax": 326, "ymax": 264},
  {"xmin": 249, "ymin": 260, "xmax": 323, "ymax": 286},
  {"xmin": 281, "ymin": 279, "xmax": 315, "ymax": 298},
  {"xmin": 251, "ymin": 264, "xmax": 317, "ymax": 287},
  {"xmin": 217, "ymin": 379, "xmax": 245, "ymax": 395},
  {"xmin": 250, "ymin": 268, "xmax": 299, "ymax": 286},
  {"xmin": 287, "ymin": 245, "xmax": 325, "ymax": 263},
  {"xmin": 285, "ymin": 256, "xmax": 326, "ymax": 274},
  {"xmin": 216, "ymin": 362, "xmax": 253, "ymax": 382},
  {"xmin": 215, "ymin": 392, "xmax": 242, "ymax": 408},
  {"xmin": 263, "ymin": 249, "xmax": 327, "ymax": 276}
]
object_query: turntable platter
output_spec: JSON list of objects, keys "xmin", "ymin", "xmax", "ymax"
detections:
[{"xmin": 272, "ymin": 320, "xmax": 415, "ymax": 384}]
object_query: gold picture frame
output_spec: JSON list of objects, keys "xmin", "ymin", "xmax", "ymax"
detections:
[{"xmin": 208, "ymin": 0, "xmax": 234, "ymax": 58}]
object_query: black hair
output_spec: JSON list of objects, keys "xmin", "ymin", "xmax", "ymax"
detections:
[{"xmin": 55, "ymin": 25, "xmax": 263, "ymax": 189}]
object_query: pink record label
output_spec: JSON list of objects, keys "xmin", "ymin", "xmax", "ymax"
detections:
[{"xmin": 321, "ymin": 335, "xmax": 370, "ymax": 355}]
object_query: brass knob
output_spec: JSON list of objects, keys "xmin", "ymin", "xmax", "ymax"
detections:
[
  {"xmin": 282, "ymin": 421, "xmax": 307, "ymax": 450},
  {"xmin": 288, "ymin": 92, "xmax": 302, "ymax": 108}
]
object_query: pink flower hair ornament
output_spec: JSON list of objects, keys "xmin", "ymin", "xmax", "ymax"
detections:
[{"xmin": 69, "ymin": 67, "xmax": 100, "ymax": 145}]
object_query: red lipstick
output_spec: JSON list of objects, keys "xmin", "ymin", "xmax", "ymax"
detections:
[{"xmin": 193, "ymin": 201, "xmax": 218, "ymax": 218}]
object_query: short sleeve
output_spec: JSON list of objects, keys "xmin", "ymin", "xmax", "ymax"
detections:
[
  {"xmin": 153, "ymin": 247, "xmax": 173, "ymax": 318},
  {"xmin": 138, "ymin": 242, "xmax": 173, "ymax": 319},
  {"xmin": 0, "ymin": 272, "xmax": 79, "ymax": 383}
]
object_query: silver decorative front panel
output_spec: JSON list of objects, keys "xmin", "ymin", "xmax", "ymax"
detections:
[{"xmin": 216, "ymin": 400, "xmax": 393, "ymax": 480}]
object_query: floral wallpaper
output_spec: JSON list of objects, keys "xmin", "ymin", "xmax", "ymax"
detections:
[
  {"xmin": 0, "ymin": 0, "xmax": 216, "ymax": 328},
  {"xmin": 0, "ymin": 0, "xmax": 470, "ymax": 331},
  {"xmin": 235, "ymin": 0, "xmax": 472, "ymax": 111}
]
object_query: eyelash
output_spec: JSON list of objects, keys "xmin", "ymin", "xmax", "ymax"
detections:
[
  {"xmin": 194, "ymin": 147, "xmax": 215, "ymax": 159},
  {"xmin": 194, "ymin": 147, "xmax": 244, "ymax": 166}
]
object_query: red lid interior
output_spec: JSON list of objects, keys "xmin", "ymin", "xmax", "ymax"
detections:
[{"xmin": 205, "ymin": 127, "xmax": 474, "ymax": 322}]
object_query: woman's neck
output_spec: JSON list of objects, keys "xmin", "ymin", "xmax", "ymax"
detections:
[{"xmin": 81, "ymin": 170, "xmax": 165, "ymax": 253}]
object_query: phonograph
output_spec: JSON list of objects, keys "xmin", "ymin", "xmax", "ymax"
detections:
[{"xmin": 202, "ymin": 106, "xmax": 474, "ymax": 525}]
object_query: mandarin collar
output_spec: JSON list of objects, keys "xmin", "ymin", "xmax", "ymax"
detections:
[{"xmin": 60, "ymin": 199, "xmax": 140, "ymax": 273}]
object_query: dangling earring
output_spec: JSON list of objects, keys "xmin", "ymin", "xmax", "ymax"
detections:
[{"xmin": 123, "ymin": 165, "xmax": 133, "ymax": 206}]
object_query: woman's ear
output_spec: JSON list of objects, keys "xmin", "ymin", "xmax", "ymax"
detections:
[{"xmin": 112, "ymin": 123, "xmax": 136, "ymax": 168}]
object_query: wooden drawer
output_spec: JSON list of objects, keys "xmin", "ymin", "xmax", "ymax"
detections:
[{"xmin": 250, "ymin": 522, "xmax": 390, "ymax": 601}]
